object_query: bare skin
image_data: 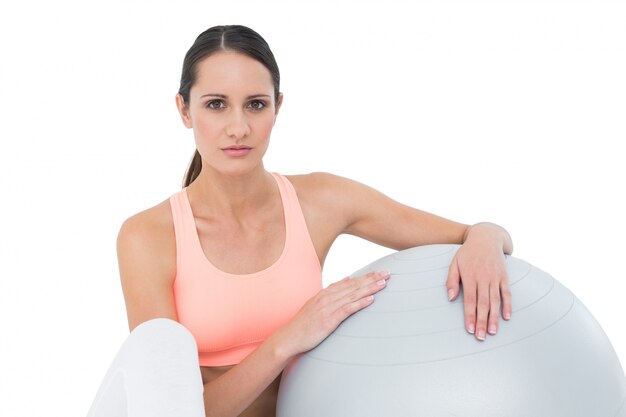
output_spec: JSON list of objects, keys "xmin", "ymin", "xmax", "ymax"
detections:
[
  {"xmin": 199, "ymin": 366, "xmax": 280, "ymax": 416},
  {"xmin": 117, "ymin": 50, "xmax": 514, "ymax": 417},
  {"xmin": 118, "ymin": 172, "xmax": 511, "ymax": 416}
]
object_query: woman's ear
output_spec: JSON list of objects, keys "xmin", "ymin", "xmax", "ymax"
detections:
[
  {"xmin": 274, "ymin": 93, "xmax": 284, "ymax": 121},
  {"xmin": 175, "ymin": 93, "xmax": 193, "ymax": 129}
]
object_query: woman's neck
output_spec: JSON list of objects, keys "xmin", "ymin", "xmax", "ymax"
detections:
[{"xmin": 187, "ymin": 164, "xmax": 277, "ymax": 219}]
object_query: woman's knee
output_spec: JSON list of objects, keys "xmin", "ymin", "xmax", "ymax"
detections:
[
  {"xmin": 131, "ymin": 318, "xmax": 195, "ymax": 345},
  {"xmin": 124, "ymin": 318, "xmax": 199, "ymax": 367}
]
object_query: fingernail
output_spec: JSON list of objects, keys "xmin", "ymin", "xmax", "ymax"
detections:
[
  {"xmin": 377, "ymin": 279, "xmax": 387, "ymax": 287},
  {"xmin": 488, "ymin": 324, "xmax": 497, "ymax": 335},
  {"xmin": 376, "ymin": 270, "xmax": 390, "ymax": 278},
  {"xmin": 448, "ymin": 289, "xmax": 455, "ymax": 301},
  {"xmin": 467, "ymin": 323, "xmax": 475, "ymax": 334},
  {"xmin": 477, "ymin": 330, "xmax": 486, "ymax": 341},
  {"xmin": 504, "ymin": 312, "xmax": 511, "ymax": 320}
]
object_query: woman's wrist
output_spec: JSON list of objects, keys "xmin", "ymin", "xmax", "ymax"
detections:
[
  {"xmin": 463, "ymin": 222, "xmax": 513, "ymax": 255},
  {"xmin": 266, "ymin": 327, "xmax": 297, "ymax": 367}
]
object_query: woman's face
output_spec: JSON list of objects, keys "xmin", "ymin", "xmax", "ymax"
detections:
[{"xmin": 176, "ymin": 50, "xmax": 282, "ymax": 177}]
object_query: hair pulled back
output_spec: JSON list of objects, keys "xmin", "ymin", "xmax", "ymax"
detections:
[{"xmin": 178, "ymin": 25, "xmax": 281, "ymax": 187}]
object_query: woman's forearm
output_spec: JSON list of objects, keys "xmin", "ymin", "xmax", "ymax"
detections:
[
  {"xmin": 202, "ymin": 332, "xmax": 291, "ymax": 417},
  {"xmin": 201, "ymin": 269, "xmax": 391, "ymax": 416}
]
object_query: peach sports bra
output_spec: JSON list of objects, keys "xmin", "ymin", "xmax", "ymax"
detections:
[{"xmin": 169, "ymin": 172, "xmax": 322, "ymax": 367}]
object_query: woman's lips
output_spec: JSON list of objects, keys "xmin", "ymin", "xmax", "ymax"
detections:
[{"xmin": 222, "ymin": 146, "xmax": 252, "ymax": 157}]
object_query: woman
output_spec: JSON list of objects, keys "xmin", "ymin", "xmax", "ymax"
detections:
[{"xmin": 87, "ymin": 24, "xmax": 513, "ymax": 417}]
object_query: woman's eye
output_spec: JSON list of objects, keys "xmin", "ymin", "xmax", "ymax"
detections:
[
  {"xmin": 249, "ymin": 100, "xmax": 266, "ymax": 110},
  {"xmin": 206, "ymin": 100, "xmax": 225, "ymax": 109}
]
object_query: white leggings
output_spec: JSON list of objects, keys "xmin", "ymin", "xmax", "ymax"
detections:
[{"xmin": 86, "ymin": 318, "xmax": 206, "ymax": 417}]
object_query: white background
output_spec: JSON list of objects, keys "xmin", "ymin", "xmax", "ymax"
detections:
[{"xmin": 1, "ymin": 0, "xmax": 625, "ymax": 415}]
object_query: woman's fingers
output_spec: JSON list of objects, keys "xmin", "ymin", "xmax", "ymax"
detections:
[
  {"xmin": 463, "ymin": 280, "xmax": 477, "ymax": 335},
  {"xmin": 446, "ymin": 257, "xmax": 461, "ymax": 301},
  {"xmin": 474, "ymin": 282, "xmax": 490, "ymax": 340},
  {"xmin": 488, "ymin": 284, "xmax": 501, "ymax": 335},
  {"xmin": 338, "ymin": 291, "xmax": 376, "ymax": 317},
  {"xmin": 328, "ymin": 271, "xmax": 390, "ymax": 304},
  {"xmin": 464, "ymin": 274, "xmax": 510, "ymax": 341},
  {"xmin": 323, "ymin": 271, "xmax": 390, "ymax": 328},
  {"xmin": 500, "ymin": 277, "xmax": 512, "ymax": 321}
]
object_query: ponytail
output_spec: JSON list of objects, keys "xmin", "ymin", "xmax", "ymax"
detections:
[{"xmin": 183, "ymin": 150, "xmax": 202, "ymax": 187}]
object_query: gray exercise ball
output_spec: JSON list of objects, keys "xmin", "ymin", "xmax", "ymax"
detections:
[{"xmin": 277, "ymin": 244, "xmax": 626, "ymax": 417}]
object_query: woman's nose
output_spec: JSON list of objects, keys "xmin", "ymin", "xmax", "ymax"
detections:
[{"xmin": 226, "ymin": 110, "xmax": 251, "ymax": 139}]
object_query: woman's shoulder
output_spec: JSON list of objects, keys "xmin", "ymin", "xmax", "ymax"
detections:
[
  {"xmin": 285, "ymin": 171, "xmax": 351, "ymax": 195},
  {"xmin": 285, "ymin": 171, "xmax": 372, "ymax": 204},
  {"xmin": 117, "ymin": 197, "xmax": 176, "ymax": 269},
  {"xmin": 283, "ymin": 172, "xmax": 376, "ymax": 227}
]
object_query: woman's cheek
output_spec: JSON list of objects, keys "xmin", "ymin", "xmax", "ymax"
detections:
[{"xmin": 260, "ymin": 116, "xmax": 276, "ymax": 138}]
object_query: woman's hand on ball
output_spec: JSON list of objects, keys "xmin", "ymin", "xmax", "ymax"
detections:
[
  {"xmin": 446, "ymin": 224, "xmax": 512, "ymax": 341},
  {"xmin": 275, "ymin": 270, "xmax": 390, "ymax": 359}
]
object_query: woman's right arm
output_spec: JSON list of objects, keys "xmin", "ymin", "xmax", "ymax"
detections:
[
  {"xmin": 198, "ymin": 271, "xmax": 390, "ymax": 417},
  {"xmin": 117, "ymin": 210, "xmax": 179, "ymax": 330},
  {"xmin": 117, "ymin": 209, "xmax": 390, "ymax": 417}
]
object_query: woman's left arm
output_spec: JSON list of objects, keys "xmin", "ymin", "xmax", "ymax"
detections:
[{"xmin": 316, "ymin": 173, "xmax": 513, "ymax": 341}]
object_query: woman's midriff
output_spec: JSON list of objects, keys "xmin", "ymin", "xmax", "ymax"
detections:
[{"xmin": 200, "ymin": 365, "xmax": 281, "ymax": 417}]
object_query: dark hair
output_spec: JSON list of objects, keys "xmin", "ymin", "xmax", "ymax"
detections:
[{"xmin": 178, "ymin": 25, "xmax": 281, "ymax": 187}]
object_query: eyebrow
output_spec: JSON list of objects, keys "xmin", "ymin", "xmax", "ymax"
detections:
[{"xmin": 200, "ymin": 93, "xmax": 271, "ymax": 99}]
